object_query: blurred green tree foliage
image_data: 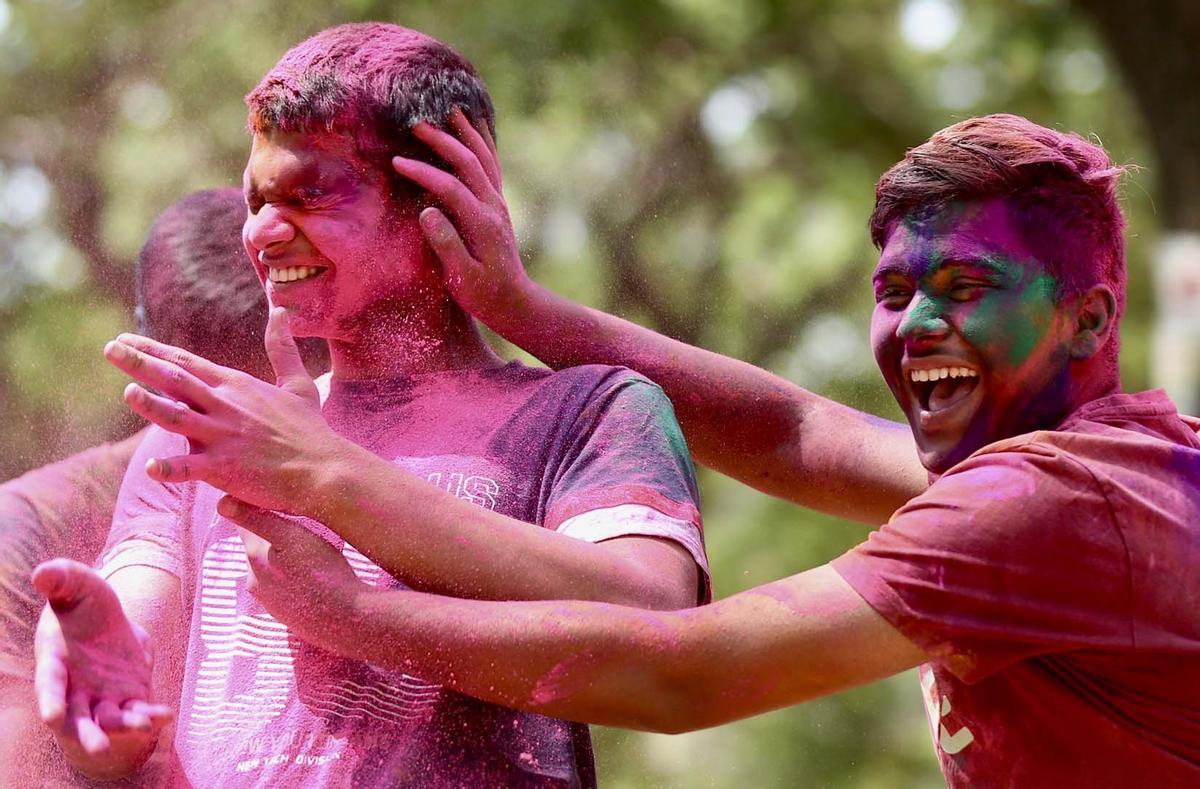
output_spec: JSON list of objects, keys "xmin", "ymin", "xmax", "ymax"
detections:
[{"xmin": 0, "ymin": 0, "xmax": 1179, "ymax": 785}]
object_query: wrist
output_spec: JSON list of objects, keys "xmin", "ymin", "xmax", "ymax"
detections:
[
  {"xmin": 299, "ymin": 435, "xmax": 369, "ymax": 523},
  {"xmin": 309, "ymin": 581, "xmax": 381, "ymax": 658},
  {"xmin": 478, "ymin": 274, "xmax": 542, "ymax": 337}
]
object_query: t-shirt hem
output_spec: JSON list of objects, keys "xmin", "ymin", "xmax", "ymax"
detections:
[
  {"xmin": 546, "ymin": 485, "xmax": 702, "ymax": 533},
  {"xmin": 98, "ymin": 550, "xmax": 181, "ymax": 582}
]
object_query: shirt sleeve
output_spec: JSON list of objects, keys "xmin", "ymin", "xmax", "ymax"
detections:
[
  {"xmin": 544, "ymin": 374, "xmax": 710, "ymax": 603},
  {"xmin": 97, "ymin": 426, "xmax": 189, "ymax": 581},
  {"xmin": 830, "ymin": 442, "xmax": 1131, "ymax": 683}
]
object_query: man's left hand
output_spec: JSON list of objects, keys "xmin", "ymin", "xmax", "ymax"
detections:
[{"xmin": 104, "ymin": 307, "xmax": 347, "ymax": 515}]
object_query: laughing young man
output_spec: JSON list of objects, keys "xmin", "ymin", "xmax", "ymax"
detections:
[
  {"xmin": 190, "ymin": 114, "xmax": 1198, "ymax": 787},
  {"xmin": 33, "ymin": 23, "xmax": 717, "ymax": 787}
]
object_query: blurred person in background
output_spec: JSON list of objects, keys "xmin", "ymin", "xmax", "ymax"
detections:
[
  {"xmin": 212, "ymin": 114, "xmax": 1197, "ymax": 787},
  {"xmin": 0, "ymin": 186, "xmax": 327, "ymax": 787}
]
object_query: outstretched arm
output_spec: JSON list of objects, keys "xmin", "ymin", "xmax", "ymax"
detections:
[
  {"xmin": 480, "ymin": 282, "xmax": 923, "ymax": 524},
  {"xmin": 393, "ymin": 109, "xmax": 927, "ymax": 525},
  {"xmin": 231, "ymin": 506, "xmax": 927, "ymax": 733}
]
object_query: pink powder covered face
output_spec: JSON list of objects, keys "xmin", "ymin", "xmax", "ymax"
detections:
[{"xmin": 242, "ymin": 130, "xmax": 437, "ymax": 343}]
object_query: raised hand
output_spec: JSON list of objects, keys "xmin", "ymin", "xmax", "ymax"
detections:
[
  {"xmin": 104, "ymin": 307, "xmax": 350, "ymax": 515},
  {"xmin": 392, "ymin": 106, "xmax": 533, "ymax": 320},
  {"xmin": 31, "ymin": 560, "xmax": 170, "ymax": 775}
]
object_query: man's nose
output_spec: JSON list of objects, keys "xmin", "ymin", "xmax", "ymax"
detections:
[
  {"xmin": 244, "ymin": 204, "xmax": 296, "ymax": 252},
  {"xmin": 897, "ymin": 292, "xmax": 951, "ymax": 344}
]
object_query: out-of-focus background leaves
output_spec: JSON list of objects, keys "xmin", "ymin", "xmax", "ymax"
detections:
[{"xmin": 2, "ymin": 1, "xmax": 1197, "ymax": 786}]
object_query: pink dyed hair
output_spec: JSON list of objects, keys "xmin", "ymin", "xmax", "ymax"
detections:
[
  {"xmin": 246, "ymin": 22, "xmax": 494, "ymax": 183},
  {"xmin": 870, "ymin": 114, "xmax": 1128, "ymax": 322}
]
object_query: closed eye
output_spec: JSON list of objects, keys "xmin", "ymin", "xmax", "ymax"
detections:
[
  {"xmin": 948, "ymin": 281, "xmax": 993, "ymax": 301},
  {"xmin": 876, "ymin": 286, "xmax": 912, "ymax": 308}
]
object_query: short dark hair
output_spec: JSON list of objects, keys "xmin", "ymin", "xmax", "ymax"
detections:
[
  {"xmin": 245, "ymin": 22, "xmax": 495, "ymax": 197},
  {"xmin": 135, "ymin": 188, "xmax": 273, "ymax": 373}
]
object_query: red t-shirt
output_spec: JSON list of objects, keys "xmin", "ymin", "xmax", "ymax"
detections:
[{"xmin": 832, "ymin": 390, "xmax": 1200, "ymax": 788}]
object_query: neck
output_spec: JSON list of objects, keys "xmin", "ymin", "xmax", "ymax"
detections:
[
  {"xmin": 328, "ymin": 294, "xmax": 504, "ymax": 381},
  {"xmin": 1035, "ymin": 357, "xmax": 1121, "ymax": 432},
  {"xmin": 1065, "ymin": 357, "xmax": 1122, "ymax": 413}
]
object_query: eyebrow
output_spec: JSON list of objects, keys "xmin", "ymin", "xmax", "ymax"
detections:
[
  {"xmin": 872, "ymin": 253, "xmax": 1012, "ymax": 283},
  {"xmin": 246, "ymin": 161, "xmax": 349, "ymax": 201},
  {"xmin": 938, "ymin": 255, "xmax": 1013, "ymax": 277},
  {"xmin": 872, "ymin": 258, "xmax": 915, "ymax": 282}
]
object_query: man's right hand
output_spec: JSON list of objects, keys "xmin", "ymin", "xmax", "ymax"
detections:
[{"xmin": 31, "ymin": 559, "xmax": 171, "ymax": 779}]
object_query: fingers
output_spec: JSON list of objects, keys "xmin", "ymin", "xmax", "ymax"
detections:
[
  {"xmin": 31, "ymin": 558, "xmax": 95, "ymax": 609},
  {"xmin": 93, "ymin": 699, "xmax": 132, "ymax": 731},
  {"xmin": 70, "ymin": 689, "xmax": 111, "ymax": 755},
  {"xmin": 391, "ymin": 156, "xmax": 491, "ymax": 233},
  {"xmin": 95, "ymin": 699, "xmax": 170, "ymax": 732},
  {"xmin": 144, "ymin": 453, "xmax": 215, "ymax": 485},
  {"xmin": 34, "ymin": 649, "xmax": 68, "ymax": 726},
  {"xmin": 236, "ymin": 528, "xmax": 272, "ymax": 572},
  {"xmin": 449, "ymin": 106, "xmax": 502, "ymax": 191},
  {"xmin": 124, "ymin": 699, "xmax": 173, "ymax": 726},
  {"xmin": 110, "ymin": 333, "xmax": 230, "ymax": 388},
  {"xmin": 419, "ymin": 208, "xmax": 479, "ymax": 284},
  {"xmin": 264, "ymin": 307, "xmax": 320, "ymax": 404},
  {"xmin": 411, "ymin": 118, "xmax": 499, "ymax": 204},
  {"xmin": 220, "ymin": 496, "xmax": 287, "ymax": 546},
  {"xmin": 105, "ymin": 339, "xmax": 220, "ymax": 413},
  {"xmin": 122, "ymin": 383, "xmax": 219, "ymax": 442}
]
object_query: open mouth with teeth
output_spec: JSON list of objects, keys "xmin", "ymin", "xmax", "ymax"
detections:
[
  {"xmin": 909, "ymin": 366, "xmax": 980, "ymax": 414},
  {"xmin": 267, "ymin": 265, "xmax": 326, "ymax": 284}
]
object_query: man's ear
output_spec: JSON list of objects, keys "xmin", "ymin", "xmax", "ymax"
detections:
[{"xmin": 1069, "ymin": 285, "xmax": 1118, "ymax": 360}]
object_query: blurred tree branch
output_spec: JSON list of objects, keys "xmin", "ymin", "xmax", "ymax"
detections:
[{"xmin": 1075, "ymin": 0, "xmax": 1200, "ymax": 230}]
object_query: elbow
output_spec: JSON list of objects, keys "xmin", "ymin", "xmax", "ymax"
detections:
[
  {"xmin": 641, "ymin": 712, "xmax": 703, "ymax": 736},
  {"xmin": 612, "ymin": 558, "xmax": 702, "ymax": 612}
]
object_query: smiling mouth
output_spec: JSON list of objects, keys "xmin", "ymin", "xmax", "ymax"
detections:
[
  {"xmin": 909, "ymin": 366, "xmax": 980, "ymax": 416},
  {"xmin": 267, "ymin": 265, "xmax": 326, "ymax": 284}
]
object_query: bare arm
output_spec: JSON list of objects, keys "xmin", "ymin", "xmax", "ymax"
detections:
[
  {"xmin": 234, "ymin": 514, "xmax": 928, "ymax": 735},
  {"xmin": 108, "ymin": 565, "xmax": 184, "ymax": 724},
  {"xmin": 394, "ymin": 110, "xmax": 927, "ymax": 525},
  {"xmin": 486, "ymin": 281, "xmax": 926, "ymax": 523},
  {"xmin": 108, "ymin": 320, "xmax": 700, "ymax": 611},
  {"xmin": 258, "ymin": 446, "xmax": 697, "ymax": 608}
]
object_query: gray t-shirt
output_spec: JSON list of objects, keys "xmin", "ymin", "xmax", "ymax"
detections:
[{"xmin": 102, "ymin": 363, "xmax": 707, "ymax": 788}]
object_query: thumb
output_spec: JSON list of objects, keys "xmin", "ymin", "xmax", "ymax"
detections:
[
  {"xmin": 218, "ymin": 495, "xmax": 286, "ymax": 542},
  {"xmin": 31, "ymin": 559, "xmax": 96, "ymax": 612},
  {"xmin": 265, "ymin": 306, "xmax": 319, "ymax": 404}
]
